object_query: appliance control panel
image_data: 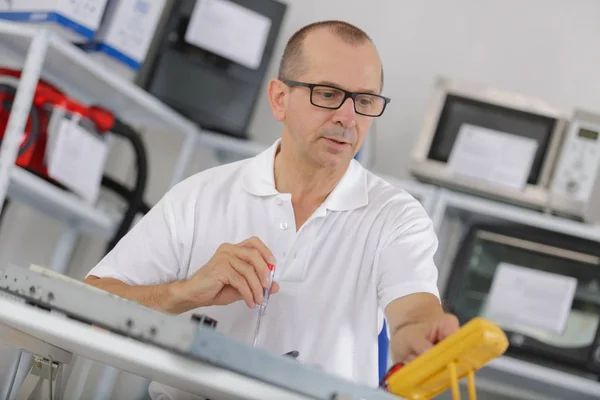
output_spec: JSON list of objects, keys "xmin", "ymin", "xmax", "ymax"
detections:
[{"xmin": 550, "ymin": 120, "xmax": 600, "ymax": 203}]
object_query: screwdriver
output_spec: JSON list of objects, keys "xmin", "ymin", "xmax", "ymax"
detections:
[{"xmin": 252, "ymin": 263, "xmax": 276, "ymax": 346}]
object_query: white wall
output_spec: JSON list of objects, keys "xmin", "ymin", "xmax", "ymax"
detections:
[
  {"xmin": 2, "ymin": 0, "xmax": 600, "ymax": 398},
  {"xmin": 249, "ymin": 0, "xmax": 600, "ymax": 179}
]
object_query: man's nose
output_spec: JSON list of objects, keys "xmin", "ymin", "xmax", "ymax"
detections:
[{"xmin": 333, "ymin": 98, "xmax": 357, "ymax": 128}]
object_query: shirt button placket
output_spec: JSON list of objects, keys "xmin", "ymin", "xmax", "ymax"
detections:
[{"xmin": 274, "ymin": 195, "xmax": 294, "ymax": 265}]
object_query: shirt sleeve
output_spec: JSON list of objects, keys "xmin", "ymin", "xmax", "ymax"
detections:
[
  {"xmin": 86, "ymin": 189, "xmax": 186, "ymax": 286},
  {"xmin": 376, "ymin": 200, "xmax": 440, "ymax": 312}
]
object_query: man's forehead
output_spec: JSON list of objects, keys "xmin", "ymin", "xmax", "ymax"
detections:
[
  {"xmin": 303, "ymin": 46, "xmax": 381, "ymax": 92},
  {"xmin": 302, "ymin": 28, "xmax": 377, "ymax": 56},
  {"xmin": 300, "ymin": 29, "xmax": 382, "ymax": 91}
]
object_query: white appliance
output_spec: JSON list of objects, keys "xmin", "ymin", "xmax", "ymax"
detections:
[{"xmin": 410, "ymin": 76, "xmax": 600, "ymax": 223}]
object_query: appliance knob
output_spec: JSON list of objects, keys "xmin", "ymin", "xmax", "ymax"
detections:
[
  {"xmin": 567, "ymin": 180, "xmax": 579, "ymax": 194},
  {"xmin": 510, "ymin": 334, "xmax": 525, "ymax": 347}
]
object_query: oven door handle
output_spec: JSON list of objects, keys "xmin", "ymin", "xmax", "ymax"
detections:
[{"xmin": 476, "ymin": 230, "xmax": 600, "ymax": 265}]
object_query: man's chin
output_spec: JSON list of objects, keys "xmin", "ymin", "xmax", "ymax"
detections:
[{"xmin": 315, "ymin": 151, "xmax": 353, "ymax": 170}]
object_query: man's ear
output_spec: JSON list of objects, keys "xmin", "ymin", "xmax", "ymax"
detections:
[{"xmin": 267, "ymin": 79, "xmax": 287, "ymax": 122}]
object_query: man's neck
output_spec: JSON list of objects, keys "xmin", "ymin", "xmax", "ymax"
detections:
[{"xmin": 274, "ymin": 146, "xmax": 347, "ymax": 206}]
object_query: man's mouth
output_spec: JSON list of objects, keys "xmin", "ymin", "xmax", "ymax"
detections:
[{"xmin": 324, "ymin": 137, "xmax": 349, "ymax": 145}]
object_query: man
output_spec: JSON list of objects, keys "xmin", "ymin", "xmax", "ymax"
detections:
[{"xmin": 85, "ymin": 20, "xmax": 459, "ymax": 399}]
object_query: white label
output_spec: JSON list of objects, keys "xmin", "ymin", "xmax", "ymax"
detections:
[
  {"xmin": 483, "ymin": 263, "xmax": 577, "ymax": 335},
  {"xmin": 184, "ymin": 0, "xmax": 272, "ymax": 70},
  {"xmin": 57, "ymin": 0, "xmax": 107, "ymax": 29},
  {"xmin": 47, "ymin": 117, "xmax": 109, "ymax": 204},
  {"xmin": 447, "ymin": 124, "xmax": 539, "ymax": 191},
  {"xmin": 98, "ymin": 0, "xmax": 166, "ymax": 62}
]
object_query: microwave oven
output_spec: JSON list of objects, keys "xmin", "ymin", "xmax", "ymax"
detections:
[
  {"xmin": 410, "ymin": 77, "xmax": 600, "ymax": 223},
  {"xmin": 444, "ymin": 222, "xmax": 600, "ymax": 378},
  {"xmin": 137, "ymin": 0, "xmax": 288, "ymax": 139}
]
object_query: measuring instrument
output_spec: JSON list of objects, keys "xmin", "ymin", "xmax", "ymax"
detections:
[{"xmin": 380, "ymin": 317, "xmax": 509, "ymax": 400}]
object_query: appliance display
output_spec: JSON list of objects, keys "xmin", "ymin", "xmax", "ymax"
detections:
[
  {"xmin": 444, "ymin": 222, "xmax": 600, "ymax": 379},
  {"xmin": 137, "ymin": 0, "xmax": 287, "ymax": 139}
]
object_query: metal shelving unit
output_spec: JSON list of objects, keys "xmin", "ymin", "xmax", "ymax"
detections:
[
  {"xmin": 0, "ymin": 20, "xmax": 206, "ymax": 274},
  {"xmin": 430, "ymin": 188, "xmax": 600, "ymax": 291},
  {"xmin": 0, "ymin": 20, "xmax": 219, "ymax": 400},
  {"xmin": 431, "ymin": 189, "xmax": 600, "ymax": 243},
  {"xmin": 0, "ymin": 20, "xmax": 200, "ymax": 191},
  {"xmin": 8, "ymin": 167, "xmax": 116, "ymax": 237}
]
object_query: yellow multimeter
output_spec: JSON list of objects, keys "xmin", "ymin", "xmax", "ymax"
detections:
[{"xmin": 381, "ymin": 317, "xmax": 509, "ymax": 400}]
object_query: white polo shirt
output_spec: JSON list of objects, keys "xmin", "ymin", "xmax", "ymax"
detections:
[{"xmin": 87, "ymin": 139, "xmax": 440, "ymax": 400}]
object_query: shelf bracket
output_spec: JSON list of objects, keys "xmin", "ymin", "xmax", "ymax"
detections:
[{"xmin": 11, "ymin": 355, "xmax": 64, "ymax": 400}]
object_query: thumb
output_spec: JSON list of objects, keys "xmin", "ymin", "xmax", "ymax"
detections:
[
  {"xmin": 430, "ymin": 313, "xmax": 460, "ymax": 343},
  {"xmin": 270, "ymin": 281, "xmax": 280, "ymax": 294}
]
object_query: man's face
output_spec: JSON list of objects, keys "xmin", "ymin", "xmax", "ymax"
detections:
[{"xmin": 271, "ymin": 29, "xmax": 383, "ymax": 169}]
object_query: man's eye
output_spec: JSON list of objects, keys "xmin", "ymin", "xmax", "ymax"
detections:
[{"xmin": 318, "ymin": 91, "xmax": 337, "ymax": 99}]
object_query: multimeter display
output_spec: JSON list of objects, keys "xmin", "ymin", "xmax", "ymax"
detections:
[{"xmin": 578, "ymin": 128, "xmax": 599, "ymax": 141}]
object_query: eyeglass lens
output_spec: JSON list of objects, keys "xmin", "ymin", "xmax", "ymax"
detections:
[{"xmin": 311, "ymin": 86, "xmax": 385, "ymax": 116}]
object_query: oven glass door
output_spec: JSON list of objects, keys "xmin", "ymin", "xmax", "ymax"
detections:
[{"xmin": 445, "ymin": 224, "xmax": 600, "ymax": 374}]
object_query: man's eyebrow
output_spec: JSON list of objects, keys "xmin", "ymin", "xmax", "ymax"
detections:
[{"xmin": 316, "ymin": 80, "xmax": 380, "ymax": 95}]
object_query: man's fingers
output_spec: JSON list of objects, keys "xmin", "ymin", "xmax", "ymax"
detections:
[
  {"xmin": 404, "ymin": 354, "xmax": 417, "ymax": 363},
  {"xmin": 229, "ymin": 258, "xmax": 264, "ymax": 305},
  {"xmin": 439, "ymin": 313, "xmax": 460, "ymax": 339},
  {"xmin": 403, "ymin": 336, "xmax": 433, "ymax": 365},
  {"xmin": 410, "ymin": 333, "xmax": 434, "ymax": 356},
  {"xmin": 234, "ymin": 246, "xmax": 270, "ymax": 287},
  {"xmin": 397, "ymin": 327, "xmax": 433, "ymax": 364},
  {"xmin": 227, "ymin": 269, "xmax": 255, "ymax": 309},
  {"xmin": 429, "ymin": 313, "xmax": 461, "ymax": 343},
  {"xmin": 239, "ymin": 236, "xmax": 277, "ymax": 266},
  {"xmin": 405, "ymin": 319, "xmax": 459, "ymax": 364},
  {"xmin": 392, "ymin": 325, "xmax": 434, "ymax": 364}
]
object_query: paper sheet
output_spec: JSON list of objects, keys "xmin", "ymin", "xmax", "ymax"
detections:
[
  {"xmin": 483, "ymin": 263, "xmax": 577, "ymax": 335},
  {"xmin": 47, "ymin": 117, "xmax": 109, "ymax": 204},
  {"xmin": 447, "ymin": 124, "xmax": 539, "ymax": 191},
  {"xmin": 497, "ymin": 309, "xmax": 599, "ymax": 348},
  {"xmin": 184, "ymin": 0, "xmax": 272, "ymax": 70}
]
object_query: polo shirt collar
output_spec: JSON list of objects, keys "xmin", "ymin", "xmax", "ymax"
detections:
[{"xmin": 241, "ymin": 139, "xmax": 369, "ymax": 211}]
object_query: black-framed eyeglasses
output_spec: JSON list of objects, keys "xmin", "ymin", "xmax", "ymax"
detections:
[{"xmin": 282, "ymin": 80, "xmax": 391, "ymax": 117}]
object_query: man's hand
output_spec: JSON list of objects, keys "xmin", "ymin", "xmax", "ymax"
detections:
[
  {"xmin": 390, "ymin": 313, "xmax": 460, "ymax": 363},
  {"xmin": 386, "ymin": 293, "xmax": 460, "ymax": 364},
  {"xmin": 174, "ymin": 236, "xmax": 280, "ymax": 309}
]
